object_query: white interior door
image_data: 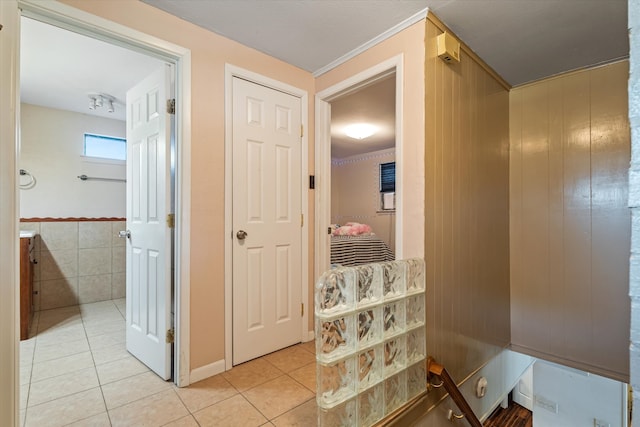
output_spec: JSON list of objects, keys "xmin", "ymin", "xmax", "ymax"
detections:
[
  {"xmin": 125, "ymin": 65, "xmax": 172, "ymax": 380},
  {"xmin": 232, "ymin": 77, "xmax": 302, "ymax": 364}
]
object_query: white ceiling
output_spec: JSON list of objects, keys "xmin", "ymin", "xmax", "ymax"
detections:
[
  {"xmin": 142, "ymin": 0, "xmax": 628, "ymax": 86},
  {"xmin": 331, "ymin": 75, "xmax": 396, "ymax": 159},
  {"xmin": 20, "ymin": 17, "xmax": 164, "ymax": 122},
  {"xmin": 20, "ymin": 1, "xmax": 629, "ymax": 158}
]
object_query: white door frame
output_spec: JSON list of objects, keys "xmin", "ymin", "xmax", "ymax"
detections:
[
  {"xmin": 224, "ymin": 64, "xmax": 310, "ymax": 370},
  {"xmin": 13, "ymin": 0, "xmax": 193, "ymax": 387},
  {"xmin": 314, "ymin": 55, "xmax": 404, "ymax": 280},
  {"xmin": 0, "ymin": 1, "xmax": 20, "ymax": 425}
]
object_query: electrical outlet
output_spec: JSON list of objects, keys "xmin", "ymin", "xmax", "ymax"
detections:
[
  {"xmin": 534, "ymin": 395, "xmax": 558, "ymax": 414},
  {"xmin": 594, "ymin": 419, "xmax": 610, "ymax": 427}
]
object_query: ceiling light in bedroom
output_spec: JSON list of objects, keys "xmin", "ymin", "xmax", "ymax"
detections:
[{"xmin": 345, "ymin": 123, "xmax": 377, "ymax": 140}]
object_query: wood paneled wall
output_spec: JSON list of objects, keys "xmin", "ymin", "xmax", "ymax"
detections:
[
  {"xmin": 425, "ymin": 14, "xmax": 511, "ymax": 394},
  {"xmin": 510, "ymin": 61, "xmax": 630, "ymax": 382}
]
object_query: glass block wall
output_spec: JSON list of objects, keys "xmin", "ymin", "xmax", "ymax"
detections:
[{"xmin": 315, "ymin": 258, "xmax": 427, "ymax": 426}]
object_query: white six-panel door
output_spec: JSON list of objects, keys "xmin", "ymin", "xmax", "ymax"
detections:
[
  {"xmin": 125, "ymin": 65, "xmax": 172, "ymax": 379},
  {"xmin": 232, "ymin": 77, "xmax": 302, "ymax": 364}
]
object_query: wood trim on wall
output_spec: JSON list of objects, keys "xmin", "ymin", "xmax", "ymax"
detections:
[
  {"xmin": 426, "ymin": 12, "xmax": 511, "ymax": 91},
  {"xmin": 512, "ymin": 57, "xmax": 629, "ymax": 89},
  {"xmin": 20, "ymin": 217, "xmax": 125, "ymax": 222}
]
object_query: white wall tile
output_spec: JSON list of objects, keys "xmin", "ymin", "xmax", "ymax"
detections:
[
  {"xmin": 39, "ymin": 249, "xmax": 78, "ymax": 281},
  {"xmin": 79, "ymin": 274, "xmax": 112, "ymax": 304},
  {"xmin": 34, "ymin": 220, "xmax": 124, "ymax": 310},
  {"xmin": 112, "ymin": 247, "xmax": 125, "ymax": 274},
  {"xmin": 79, "ymin": 222, "xmax": 111, "ymax": 249},
  {"xmin": 112, "ymin": 273, "xmax": 125, "ymax": 300},
  {"xmin": 40, "ymin": 222, "xmax": 78, "ymax": 251},
  {"xmin": 112, "ymin": 221, "xmax": 126, "ymax": 247},
  {"xmin": 39, "ymin": 278, "xmax": 78, "ymax": 310},
  {"xmin": 79, "ymin": 248, "xmax": 111, "ymax": 276}
]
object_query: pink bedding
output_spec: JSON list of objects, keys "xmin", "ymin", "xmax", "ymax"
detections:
[{"xmin": 331, "ymin": 222, "xmax": 373, "ymax": 236}]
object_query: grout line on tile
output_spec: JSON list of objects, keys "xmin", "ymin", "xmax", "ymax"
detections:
[
  {"xmin": 27, "ymin": 365, "xmax": 96, "ymax": 390},
  {"xmin": 260, "ymin": 357, "xmax": 287, "ymax": 375},
  {"xmin": 67, "ymin": 411, "xmax": 112, "ymax": 427},
  {"xmin": 286, "ymin": 371, "xmax": 316, "ymax": 394},
  {"xmin": 81, "ymin": 302, "xmax": 112, "ymax": 427},
  {"xmin": 235, "ymin": 392, "xmax": 272, "ymax": 423},
  {"xmin": 237, "ymin": 371, "xmax": 287, "ymax": 394},
  {"xmin": 21, "ymin": 381, "xmax": 31, "ymax": 416},
  {"xmin": 268, "ymin": 383, "xmax": 316, "ymax": 422},
  {"xmin": 25, "ymin": 385, "xmax": 103, "ymax": 411},
  {"xmin": 30, "ymin": 338, "xmax": 90, "ymax": 366},
  {"xmin": 105, "ymin": 386, "xmax": 172, "ymax": 412},
  {"xmin": 191, "ymin": 392, "xmax": 254, "ymax": 420}
]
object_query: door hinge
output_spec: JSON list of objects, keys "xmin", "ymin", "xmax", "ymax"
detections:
[
  {"xmin": 166, "ymin": 98, "xmax": 176, "ymax": 115},
  {"xmin": 166, "ymin": 328, "xmax": 175, "ymax": 344},
  {"xmin": 300, "ymin": 124, "xmax": 304, "ymax": 138},
  {"xmin": 167, "ymin": 213, "xmax": 175, "ymax": 229},
  {"xmin": 301, "ymin": 303, "xmax": 304, "ymax": 317},
  {"xmin": 301, "ymin": 214, "xmax": 304, "ymax": 227}
]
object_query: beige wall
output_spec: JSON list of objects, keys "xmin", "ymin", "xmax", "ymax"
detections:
[
  {"xmin": 20, "ymin": 104, "xmax": 126, "ymax": 218},
  {"xmin": 510, "ymin": 61, "xmax": 630, "ymax": 382},
  {"xmin": 331, "ymin": 149, "xmax": 396, "ymax": 252},
  {"xmin": 61, "ymin": 0, "xmax": 315, "ymax": 370},
  {"xmin": 316, "ymin": 20, "xmax": 426, "ymax": 261},
  {"xmin": 423, "ymin": 13, "xmax": 511, "ymax": 408}
]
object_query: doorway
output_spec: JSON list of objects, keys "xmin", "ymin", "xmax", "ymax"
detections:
[
  {"xmin": 329, "ymin": 73, "xmax": 397, "ymax": 265},
  {"xmin": 13, "ymin": 0, "xmax": 192, "ymax": 385},
  {"xmin": 230, "ymin": 76, "xmax": 303, "ymax": 365},
  {"xmin": 315, "ymin": 56, "xmax": 404, "ymax": 278},
  {"xmin": 18, "ymin": 13, "xmax": 177, "ymax": 383},
  {"xmin": 224, "ymin": 65, "xmax": 310, "ymax": 370}
]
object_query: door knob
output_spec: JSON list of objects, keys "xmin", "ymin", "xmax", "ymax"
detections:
[
  {"xmin": 236, "ymin": 230, "xmax": 248, "ymax": 240},
  {"xmin": 118, "ymin": 230, "xmax": 131, "ymax": 239}
]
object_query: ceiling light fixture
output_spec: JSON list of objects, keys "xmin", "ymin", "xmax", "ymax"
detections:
[
  {"xmin": 345, "ymin": 123, "xmax": 377, "ymax": 140},
  {"xmin": 88, "ymin": 93, "xmax": 117, "ymax": 113}
]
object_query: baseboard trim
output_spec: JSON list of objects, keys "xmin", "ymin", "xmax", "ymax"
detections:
[
  {"xmin": 190, "ymin": 359, "xmax": 225, "ymax": 384},
  {"xmin": 305, "ymin": 330, "xmax": 315, "ymax": 342}
]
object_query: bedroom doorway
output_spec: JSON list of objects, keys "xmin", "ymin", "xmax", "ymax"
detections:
[
  {"xmin": 314, "ymin": 56, "xmax": 403, "ymax": 279},
  {"xmin": 329, "ymin": 74, "xmax": 396, "ymax": 267}
]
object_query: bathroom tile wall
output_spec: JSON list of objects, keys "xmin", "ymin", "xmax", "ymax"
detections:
[{"xmin": 19, "ymin": 220, "xmax": 126, "ymax": 311}]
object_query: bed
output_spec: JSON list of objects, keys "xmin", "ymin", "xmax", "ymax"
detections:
[{"xmin": 330, "ymin": 234, "xmax": 395, "ymax": 267}]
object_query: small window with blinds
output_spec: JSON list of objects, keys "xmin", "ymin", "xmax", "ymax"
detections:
[{"xmin": 379, "ymin": 161, "xmax": 395, "ymax": 211}]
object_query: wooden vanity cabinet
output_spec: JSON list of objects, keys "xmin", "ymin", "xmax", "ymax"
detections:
[{"xmin": 20, "ymin": 236, "xmax": 34, "ymax": 340}]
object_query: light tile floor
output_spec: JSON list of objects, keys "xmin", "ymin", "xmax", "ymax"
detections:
[{"xmin": 20, "ymin": 299, "xmax": 318, "ymax": 427}]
